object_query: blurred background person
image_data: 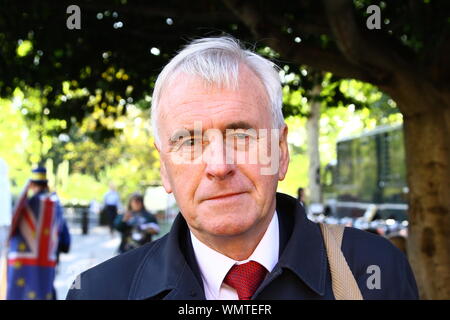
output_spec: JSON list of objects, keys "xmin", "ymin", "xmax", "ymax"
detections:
[
  {"xmin": 297, "ymin": 187, "xmax": 306, "ymax": 209},
  {"xmin": 0, "ymin": 158, "xmax": 12, "ymax": 300},
  {"xmin": 102, "ymin": 183, "xmax": 121, "ymax": 236},
  {"xmin": 0, "ymin": 158, "xmax": 11, "ymax": 244},
  {"xmin": 114, "ymin": 193, "xmax": 159, "ymax": 254},
  {"xmin": 6, "ymin": 166, "xmax": 70, "ymax": 300}
]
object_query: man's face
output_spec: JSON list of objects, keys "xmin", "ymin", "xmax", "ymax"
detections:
[{"xmin": 156, "ymin": 65, "xmax": 289, "ymax": 239}]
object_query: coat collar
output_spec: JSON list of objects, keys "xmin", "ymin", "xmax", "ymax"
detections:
[
  {"xmin": 129, "ymin": 192, "xmax": 327, "ymax": 299},
  {"xmin": 275, "ymin": 192, "xmax": 327, "ymax": 296}
]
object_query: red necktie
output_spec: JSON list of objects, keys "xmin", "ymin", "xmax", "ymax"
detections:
[{"xmin": 223, "ymin": 261, "xmax": 268, "ymax": 300}]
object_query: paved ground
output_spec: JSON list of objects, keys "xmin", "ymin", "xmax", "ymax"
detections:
[
  {"xmin": 54, "ymin": 225, "xmax": 120, "ymax": 299},
  {"xmin": 54, "ymin": 221, "xmax": 172, "ymax": 300}
]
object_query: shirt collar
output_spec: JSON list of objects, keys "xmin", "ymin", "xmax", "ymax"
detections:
[{"xmin": 190, "ymin": 211, "xmax": 279, "ymax": 299}]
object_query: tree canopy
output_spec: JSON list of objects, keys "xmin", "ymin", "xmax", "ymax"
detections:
[{"xmin": 3, "ymin": 0, "xmax": 443, "ymax": 138}]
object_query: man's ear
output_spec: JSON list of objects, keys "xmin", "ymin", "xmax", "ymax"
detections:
[
  {"xmin": 278, "ymin": 124, "xmax": 290, "ymax": 181},
  {"xmin": 154, "ymin": 142, "xmax": 173, "ymax": 194}
]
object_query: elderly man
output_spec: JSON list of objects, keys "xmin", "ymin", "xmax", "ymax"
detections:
[{"xmin": 67, "ymin": 36, "xmax": 418, "ymax": 300}]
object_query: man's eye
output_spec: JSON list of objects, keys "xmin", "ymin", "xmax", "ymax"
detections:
[
  {"xmin": 230, "ymin": 132, "xmax": 256, "ymax": 141},
  {"xmin": 181, "ymin": 138, "xmax": 201, "ymax": 147},
  {"xmin": 235, "ymin": 133, "xmax": 249, "ymax": 139},
  {"xmin": 227, "ymin": 132, "xmax": 257, "ymax": 151}
]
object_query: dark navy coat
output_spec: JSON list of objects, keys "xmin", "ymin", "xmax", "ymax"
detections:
[{"xmin": 67, "ymin": 193, "xmax": 418, "ymax": 300}]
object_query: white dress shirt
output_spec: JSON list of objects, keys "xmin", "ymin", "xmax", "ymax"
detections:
[{"xmin": 190, "ymin": 211, "xmax": 279, "ymax": 300}]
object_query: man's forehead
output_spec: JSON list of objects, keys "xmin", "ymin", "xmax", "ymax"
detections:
[
  {"xmin": 159, "ymin": 65, "xmax": 269, "ymax": 109},
  {"xmin": 160, "ymin": 80, "xmax": 262, "ymax": 109},
  {"xmin": 164, "ymin": 93, "xmax": 267, "ymax": 123}
]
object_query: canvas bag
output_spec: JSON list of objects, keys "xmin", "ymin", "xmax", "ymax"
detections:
[{"xmin": 319, "ymin": 223, "xmax": 363, "ymax": 300}]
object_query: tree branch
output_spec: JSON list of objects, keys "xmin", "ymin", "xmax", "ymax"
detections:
[
  {"xmin": 222, "ymin": 0, "xmax": 373, "ymax": 82},
  {"xmin": 322, "ymin": 0, "xmax": 414, "ymax": 84}
]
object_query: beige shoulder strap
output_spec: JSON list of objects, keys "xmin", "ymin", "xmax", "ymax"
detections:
[{"xmin": 319, "ymin": 223, "xmax": 363, "ymax": 300}]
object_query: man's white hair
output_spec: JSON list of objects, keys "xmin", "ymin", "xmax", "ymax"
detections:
[{"xmin": 151, "ymin": 36, "xmax": 284, "ymax": 146}]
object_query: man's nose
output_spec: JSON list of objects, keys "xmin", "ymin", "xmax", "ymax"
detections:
[{"xmin": 204, "ymin": 138, "xmax": 235, "ymax": 180}]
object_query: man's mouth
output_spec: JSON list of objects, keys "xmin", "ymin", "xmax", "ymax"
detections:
[{"xmin": 205, "ymin": 192, "xmax": 246, "ymax": 201}]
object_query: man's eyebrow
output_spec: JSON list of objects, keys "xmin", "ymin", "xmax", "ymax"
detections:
[
  {"xmin": 225, "ymin": 121, "xmax": 255, "ymax": 130},
  {"xmin": 167, "ymin": 122, "xmax": 255, "ymax": 145}
]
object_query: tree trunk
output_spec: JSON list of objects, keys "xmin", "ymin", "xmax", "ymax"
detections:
[
  {"xmin": 400, "ymin": 95, "xmax": 450, "ymax": 299},
  {"xmin": 306, "ymin": 85, "xmax": 322, "ymax": 204}
]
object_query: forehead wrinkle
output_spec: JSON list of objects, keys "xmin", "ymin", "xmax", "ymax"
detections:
[
  {"xmin": 159, "ymin": 95, "xmax": 248, "ymax": 127},
  {"xmin": 162, "ymin": 99, "xmax": 253, "ymax": 126},
  {"xmin": 165, "ymin": 88, "xmax": 261, "ymax": 108},
  {"xmin": 162, "ymin": 92, "xmax": 267, "ymax": 127},
  {"xmin": 171, "ymin": 105, "xmax": 256, "ymax": 130}
]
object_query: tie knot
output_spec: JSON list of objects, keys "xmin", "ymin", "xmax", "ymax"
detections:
[{"xmin": 223, "ymin": 261, "xmax": 268, "ymax": 300}]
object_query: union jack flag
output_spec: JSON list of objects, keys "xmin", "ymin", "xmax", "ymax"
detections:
[{"xmin": 6, "ymin": 183, "xmax": 64, "ymax": 300}]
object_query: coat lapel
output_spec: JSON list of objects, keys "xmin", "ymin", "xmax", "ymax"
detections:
[
  {"xmin": 128, "ymin": 214, "xmax": 205, "ymax": 300},
  {"xmin": 254, "ymin": 193, "xmax": 328, "ymax": 298}
]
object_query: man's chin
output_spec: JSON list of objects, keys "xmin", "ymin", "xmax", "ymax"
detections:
[{"xmin": 200, "ymin": 219, "xmax": 256, "ymax": 238}]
